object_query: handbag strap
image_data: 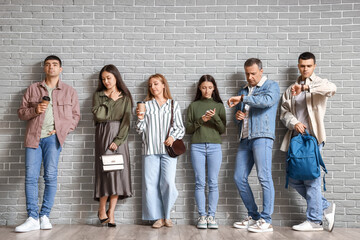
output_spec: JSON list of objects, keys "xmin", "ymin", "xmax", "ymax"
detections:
[{"xmin": 166, "ymin": 100, "xmax": 174, "ymax": 139}]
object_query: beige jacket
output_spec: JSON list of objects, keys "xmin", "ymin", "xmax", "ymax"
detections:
[{"xmin": 280, "ymin": 73, "xmax": 336, "ymax": 152}]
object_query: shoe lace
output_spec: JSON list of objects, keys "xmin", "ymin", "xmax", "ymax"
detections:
[
  {"xmin": 242, "ymin": 216, "xmax": 252, "ymax": 224},
  {"xmin": 207, "ymin": 216, "xmax": 215, "ymax": 223},
  {"xmin": 255, "ymin": 219, "xmax": 266, "ymax": 228}
]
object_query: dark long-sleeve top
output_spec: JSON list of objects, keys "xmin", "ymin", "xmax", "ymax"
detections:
[
  {"xmin": 92, "ymin": 91, "xmax": 131, "ymax": 146},
  {"xmin": 186, "ymin": 98, "xmax": 226, "ymax": 144}
]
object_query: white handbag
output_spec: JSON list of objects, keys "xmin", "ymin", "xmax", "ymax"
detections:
[{"xmin": 101, "ymin": 154, "xmax": 124, "ymax": 172}]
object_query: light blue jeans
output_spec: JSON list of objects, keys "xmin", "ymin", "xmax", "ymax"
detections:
[
  {"xmin": 234, "ymin": 138, "xmax": 275, "ymax": 223},
  {"xmin": 142, "ymin": 154, "xmax": 178, "ymax": 220},
  {"xmin": 191, "ymin": 143, "xmax": 222, "ymax": 217},
  {"xmin": 25, "ymin": 134, "xmax": 62, "ymax": 219},
  {"xmin": 288, "ymin": 143, "xmax": 330, "ymax": 223}
]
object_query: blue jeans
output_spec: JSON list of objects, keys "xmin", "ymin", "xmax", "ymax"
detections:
[
  {"xmin": 288, "ymin": 142, "xmax": 330, "ymax": 223},
  {"xmin": 25, "ymin": 134, "xmax": 62, "ymax": 219},
  {"xmin": 191, "ymin": 143, "xmax": 222, "ymax": 217},
  {"xmin": 234, "ymin": 138, "xmax": 275, "ymax": 223},
  {"xmin": 142, "ymin": 154, "xmax": 178, "ymax": 220}
]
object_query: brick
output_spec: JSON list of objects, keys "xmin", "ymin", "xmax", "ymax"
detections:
[{"xmin": 0, "ymin": 0, "xmax": 358, "ymax": 227}]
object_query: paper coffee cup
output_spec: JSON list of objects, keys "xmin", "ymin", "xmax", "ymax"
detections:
[
  {"xmin": 137, "ymin": 101, "xmax": 145, "ymax": 114},
  {"xmin": 42, "ymin": 96, "xmax": 50, "ymax": 106}
]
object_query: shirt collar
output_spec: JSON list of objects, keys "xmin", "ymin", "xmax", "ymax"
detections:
[
  {"xmin": 40, "ymin": 79, "xmax": 62, "ymax": 89},
  {"xmin": 244, "ymin": 76, "xmax": 267, "ymax": 89},
  {"xmin": 297, "ymin": 73, "xmax": 316, "ymax": 84},
  {"xmin": 150, "ymin": 98, "xmax": 171, "ymax": 105}
]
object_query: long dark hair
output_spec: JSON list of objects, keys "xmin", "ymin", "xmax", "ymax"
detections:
[
  {"xmin": 194, "ymin": 75, "xmax": 223, "ymax": 103},
  {"xmin": 97, "ymin": 64, "xmax": 134, "ymax": 107}
]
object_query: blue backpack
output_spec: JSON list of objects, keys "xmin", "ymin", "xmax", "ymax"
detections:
[{"xmin": 286, "ymin": 130, "xmax": 328, "ymax": 191}]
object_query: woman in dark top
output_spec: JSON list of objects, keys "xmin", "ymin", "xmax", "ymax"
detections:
[
  {"xmin": 185, "ymin": 75, "xmax": 226, "ymax": 229},
  {"xmin": 92, "ymin": 64, "xmax": 133, "ymax": 227}
]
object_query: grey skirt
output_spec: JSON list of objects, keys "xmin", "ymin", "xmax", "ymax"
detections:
[{"xmin": 94, "ymin": 121, "xmax": 132, "ymax": 201}]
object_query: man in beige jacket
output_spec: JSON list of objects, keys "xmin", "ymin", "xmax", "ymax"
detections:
[{"xmin": 280, "ymin": 52, "xmax": 336, "ymax": 232}]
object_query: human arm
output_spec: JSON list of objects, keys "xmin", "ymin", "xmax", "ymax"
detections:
[
  {"xmin": 169, "ymin": 101, "xmax": 185, "ymax": 141},
  {"xmin": 308, "ymin": 77, "xmax": 337, "ymax": 97},
  {"xmin": 68, "ymin": 89, "xmax": 80, "ymax": 133},
  {"xmin": 111, "ymin": 96, "xmax": 131, "ymax": 149},
  {"xmin": 185, "ymin": 103, "xmax": 205, "ymax": 134},
  {"xmin": 243, "ymin": 81, "xmax": 280, "ymax": 109},
  {"xmin": 92, "ymin": 92, "xmax": 115, "ymax": 122},
  {"xmin": 18, "ymin": 87, "xmax": 41, "ymax": 121},
  {"xmin": 291, "ymin": 77, "xmax": 336, "ymax": 97},
  {"xmin": 280, "ymin": 85, "xmax": 300, "ymax": 131},
  {"xmin": 210, "ymin": 104, "xmax": 226, "ymax": 134}
]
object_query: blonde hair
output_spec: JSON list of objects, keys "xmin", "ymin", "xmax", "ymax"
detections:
[{"xmin": 145, "ymin": 73, "xmax": 173, "ymax": 101}]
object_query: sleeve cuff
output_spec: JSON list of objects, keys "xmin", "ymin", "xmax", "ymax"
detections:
[{"xmin": 212, "ymin": 114, "xmax": 221, "ymax": 122}]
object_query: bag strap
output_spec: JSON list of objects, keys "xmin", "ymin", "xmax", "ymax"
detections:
[
  {"xmin": 166, "ymin": 100, "xmax": 174, "ymax": 139},
  {"xmin": 285, "ymin": 139, "xmax": 293, "ymax": 189},
  {"xmin": 313, "ymin": 138, "xmax": 328, "ymax": 191}
]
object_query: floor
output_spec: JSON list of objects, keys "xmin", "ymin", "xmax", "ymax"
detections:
[{"xmin": 1, "ymin": 224, "xmax": 359, "ymax": 240}]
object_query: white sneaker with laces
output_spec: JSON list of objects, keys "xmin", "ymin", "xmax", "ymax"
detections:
[
  {"xmin": 233, "ymin": 216, "xmax": 256, "ymax": 229},
  {"xmin": 40, "ymin": 215, "xmax": 52, "ymax": 230},
  {"xmin": 206, "ymin": 216, "xmax": 218, "ymax": 229},
  {"xmin": 15, "ymin": 217, "xmax": 40, "ymax": 233},
  {"xmin": 247, "ymin": 218, "xmax": 273, "ymax": 233},
  {"xmin": 323, "ymin": 203, "xmax": 336, "ymax": 232},
  {"xmin": 196, "ymin": 216, "xmax": 207, "ymax": 229},
  {"xmin": 292, "ymin": 220, "xmax": 323, "ymax": 231}
]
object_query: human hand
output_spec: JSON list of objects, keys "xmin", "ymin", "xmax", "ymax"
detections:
[
  {"xmin": 227, "ymin": 95, "xmax": 243, "ymax": 108},
  {"xmin": 164, "ymin": 136, "xmax": 174, "ymax": 147},
  {"xmin": 291, "ymin": 84, "xmax": 302, "ymax": 96},
  {"xmin": 294, "ymin": 122, "xmax": 306, "ymax": 134},
  {"xmin": 108, "ymin": 142, "xmax": 118, "ymax": 151},
  {"xmin": 235, "ymin": 110, "xmax": 246, "ymax": 121},
  {"xmin": 36, "ymin": 102, "xmax": 49, "ymax": 114},
  {"xmin": 110, "ymin": 90, "xmax": 121, "ymax": 101},
  {"xmin": 136, "ymin": 106, "xmax": 145, "ymax": 120},
  {"xmin": 48, "ymin": 130, "xmax": 56, "ymax": 136},
  {"xmin": 202, "ymin": 108, "xmax": 215, "ymax": 122}
]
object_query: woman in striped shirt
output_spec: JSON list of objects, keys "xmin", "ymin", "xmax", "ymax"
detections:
[{"xmin": 136, "ymin": 74, "xmax": 185, "ymax": 229}]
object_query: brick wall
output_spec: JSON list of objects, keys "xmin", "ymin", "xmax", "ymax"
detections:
[{"xmin": 0, "ymin": 0, "xmax": 359, "ymax": 228}]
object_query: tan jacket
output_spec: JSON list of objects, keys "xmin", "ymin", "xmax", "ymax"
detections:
[
  {"xmin": 18, "ymin": 80, "xmax": 80, "ymax": 148},
  {"xmin": 280, "ymin": 73, "xmax": 336, "ymax": 152}
]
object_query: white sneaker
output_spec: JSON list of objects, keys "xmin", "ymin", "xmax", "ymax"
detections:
[
  {"xmin": 15, "ymin": 217, "xmax": 40, "ymax": 233},
  {"xmin": 40, "ymin": 215, "xmax": 52, "ymax": 230},
  {"xmin": 247, "ymin": 218, "xmax": 273, "ymax": 233},
  {"xmin": 323, "ymin": 203, "xmax": 336, "ymax": 232},
  {"xmin": 206, "ymin": 216, "xmax": 218, "ymax": 229},
  {"xmin": 196, "ymin": 216, "xmax": 207, "ymax": 229},
  {"xmin": 233, "ymin": 216, "xmax": 256, "ymax": 229},
  {"xmin": 292, "ymin": 220, "xmax": 323, "ymax": 231}
]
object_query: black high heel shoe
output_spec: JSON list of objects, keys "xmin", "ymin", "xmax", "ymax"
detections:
[
  {"xmin": 98, "ymin": 211, "xmax": 109, "ymax": 224},
  {"xmin": 106, "ymin": 210, "xmax": 117, "ymax": 227}
]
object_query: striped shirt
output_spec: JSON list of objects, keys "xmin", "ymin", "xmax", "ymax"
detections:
[{"xmin": 136, "ymin": 99, "xmax": 185, "ymax": 156}]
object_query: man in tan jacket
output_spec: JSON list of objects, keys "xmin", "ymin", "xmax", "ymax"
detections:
[{"xmin": 280, "ymin": 52, "xmax": 336, "ymax": 232}]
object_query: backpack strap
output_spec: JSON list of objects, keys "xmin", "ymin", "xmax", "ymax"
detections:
[
  {"xmin": 313, "ymin": 137, "xmax": 328, "ymax": 191},
  {"xmin": 285, "ymin": 152, "xmax": 291, "ymax": 189}
]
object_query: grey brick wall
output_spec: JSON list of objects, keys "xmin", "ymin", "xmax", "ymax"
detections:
[{"xmin": 0, "ymin": 0, "xmax": 359, "ymax": 228}]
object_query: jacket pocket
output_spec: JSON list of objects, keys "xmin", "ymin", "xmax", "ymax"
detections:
[{"xmin": 57, "ymin": 99, "xmax": 73, "ymax": 118}]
